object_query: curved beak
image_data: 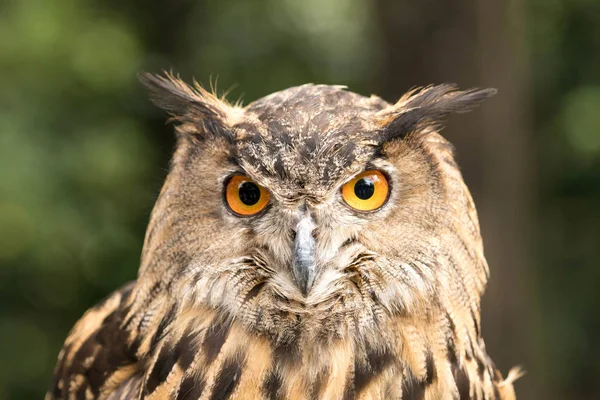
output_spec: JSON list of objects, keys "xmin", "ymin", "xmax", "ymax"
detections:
[{"xmin": 292, "ymin": 212, "xmax": 316, "ymax": 295}]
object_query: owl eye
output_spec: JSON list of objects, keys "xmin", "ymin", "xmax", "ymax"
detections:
[
  {"xmin": 341, "ymin": 170, "xmax": 389, "ymax": 211},
  {"xmin": 225, "ymin": 175, "xmax": 270, "ymax": 216}
]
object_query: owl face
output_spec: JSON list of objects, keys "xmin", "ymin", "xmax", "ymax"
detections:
[{"xmin": 139, "ymin": 74, "xmax": 494, "ymax": 341}]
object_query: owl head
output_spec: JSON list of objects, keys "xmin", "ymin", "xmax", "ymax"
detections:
[{"xmin": 134, "ymin": 73, "xmax": 495, "ymax": 344}]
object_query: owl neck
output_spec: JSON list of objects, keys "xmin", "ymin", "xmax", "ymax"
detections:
[{"xmin": 123, "ymin": 289, "xmax": 509, "ymax": 399}]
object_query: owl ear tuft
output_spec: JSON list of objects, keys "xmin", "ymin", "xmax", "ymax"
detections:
[
  {"xmin": 139, "ymin": 72, "xmax": 235, "ymax": 139},
  {"xmin": 377, "ymin": 84, "xmax": 497, "ymax": 142}
]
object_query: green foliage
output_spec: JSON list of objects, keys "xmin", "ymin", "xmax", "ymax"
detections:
[
  {"xmin": 0, "ymin": 1, "xmax": 151, "ymax": 397},
  {"xmin": 562, "ymin": 86, "xmax": 600, "ymax": 158},
  {"xmin": 531, "ymin": 0, "xmax": 600, "ymax": 396}
]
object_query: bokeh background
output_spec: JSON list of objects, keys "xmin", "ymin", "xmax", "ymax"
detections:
[{"xmin": 1, "ymin": 0, "xmax": 599, "ymax": 398}]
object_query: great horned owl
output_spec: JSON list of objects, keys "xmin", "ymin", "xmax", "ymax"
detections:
[{"xmin": 47, "ymin": 73, "xmax": 520, "ymax": 400}]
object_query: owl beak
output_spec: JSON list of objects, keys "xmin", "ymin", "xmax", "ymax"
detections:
[{"xmin": 292, "ymin": 212, "xmax": 317, "ymax": 295}]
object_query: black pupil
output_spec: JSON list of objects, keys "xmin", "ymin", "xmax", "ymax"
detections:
[
  {"xmin": 239, "ymin": 182, "xmax": 261, "ymax": 206},
  {"xmin": 354, "ymin": 178, "xmax": 375, "ymax": 200}
]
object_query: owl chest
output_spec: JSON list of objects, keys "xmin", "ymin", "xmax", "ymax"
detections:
[{"xmin": 141, "ymin": 324, "xmax": 423, "ymax": 400}]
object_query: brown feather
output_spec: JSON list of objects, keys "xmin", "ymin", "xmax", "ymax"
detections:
[{"xmin": 47, "ymin": 75, "xmax": 517, "ymax": 399}]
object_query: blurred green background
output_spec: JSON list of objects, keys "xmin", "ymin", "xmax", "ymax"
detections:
[{"xmin": 1, "ymin": 0, "xmax": 599, "ymax": 398}]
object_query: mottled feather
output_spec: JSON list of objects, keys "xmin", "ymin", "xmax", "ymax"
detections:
[{"xmin": 47, "ymin": 74, "xmax": 519, "ymax": 399}]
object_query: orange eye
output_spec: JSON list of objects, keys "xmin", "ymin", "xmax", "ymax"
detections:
[
  {"xmin": 225, "ymin": 175, "xmax": 270, "ymax": 216},
  {"xmin": 341, "ymin": 170, "xmax": 389, "ymax": 211}
]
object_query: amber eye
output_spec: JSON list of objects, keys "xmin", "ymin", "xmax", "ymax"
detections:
[
  {"xmin": 341, "ymin": 170, "xmax": 389, "ymax": 211},
  {"xmin": 225, "ymin": 175, "xmax": 270, "ymax": 216}
]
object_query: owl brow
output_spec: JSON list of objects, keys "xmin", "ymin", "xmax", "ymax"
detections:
[
  {"xmin": 226, "ymin": 155, "xmax": 243, "ymax": 170},
  {"xmin": 225, "ymin": 148, "xmax": 261, "ymax": 173},
  {"xmin": 222, "ymin": 164, "xmax": 254, "ymax": 184},
  {"xmin": 366, "ymin": 145, "xmax": 385, "ymax": 161}
]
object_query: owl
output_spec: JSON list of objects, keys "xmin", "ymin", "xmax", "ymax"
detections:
[{"xmin": 46, "ymin": 73, "xmax": 521, "ymax": 400}]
